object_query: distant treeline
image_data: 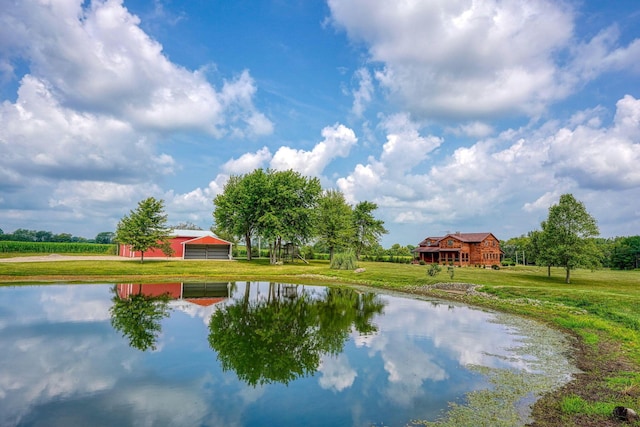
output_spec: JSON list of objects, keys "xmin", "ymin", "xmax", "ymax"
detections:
[
  {"xmin": 0, "ymin": 228, "xmax": 114, "ymax": 244},
  {"xmin": 0, "ymin": 241, "xmax": 117, "ymax": 254},
  {"xmin": 502, "ymin": 235, "xmax": 640, "ymax": 270}
]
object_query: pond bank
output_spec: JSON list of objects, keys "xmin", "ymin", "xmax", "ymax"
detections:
[{"xmin": 404, "ymin": 283, "xmax": 640, "ymax": 427}]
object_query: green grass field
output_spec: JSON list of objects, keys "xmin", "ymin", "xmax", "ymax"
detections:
[{"xmin": 0, "ymin": 257, "xmax": 638, "ymax": 426}]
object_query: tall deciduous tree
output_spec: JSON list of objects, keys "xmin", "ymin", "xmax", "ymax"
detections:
[
  {"xmin": 115, "ymin": 197, "xmax": 173, "ymax": 263},
  {"xmin": 259, "ymin": 170, "xmax": 321, "ymax": 264},
  {"xmin": 540, "ymin": 194, "xmax": 600, "ymax": 283},
  {"xmin": 212, "ymin": 169, "xmax": 321, "ymax": 264},
  {"xmin": 315, "ymin": 189, "xmax": 353, "ymax": 261},
  {"xmin": 351, "ymin": 201, "xmax": 388, "ymax": 260},
  {"xmin": 213, "ymin": 169, "xmax": 268, "ymax": 260}
]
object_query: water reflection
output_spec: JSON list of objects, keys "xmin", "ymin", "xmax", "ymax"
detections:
[
  {"xmin": 111, "ymin": 283, "xmax": 231, "ymax": 351},
  {"xmin": 110, "ymin": 285, "xmax": 172, "ymax": 351},
  {"xmin": 0, "ymin": 282, "xmax": 577, "ymax": 427},
  {"xmin": 208, "ymin": 283, "xmax": 385, "ymax": 386}
]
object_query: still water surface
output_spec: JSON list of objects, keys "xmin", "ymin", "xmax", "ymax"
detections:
[{"xmin": 0, "ymin": 282, "xmax": 575, "ymax": 426}]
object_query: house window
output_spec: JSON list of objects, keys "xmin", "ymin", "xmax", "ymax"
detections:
[{"xmin": 448, "ymin": 240, "xmax": 453, "ymax": 246}]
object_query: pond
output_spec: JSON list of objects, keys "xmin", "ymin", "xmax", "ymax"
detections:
[{"xmin": 0, "ymin": 282, "xmax": 578, "ymax": 427}]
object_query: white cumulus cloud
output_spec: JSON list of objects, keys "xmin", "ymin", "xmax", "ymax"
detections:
[{"xmin": 270, "ymin": 123, "xmax": 357, "ymax": 175}]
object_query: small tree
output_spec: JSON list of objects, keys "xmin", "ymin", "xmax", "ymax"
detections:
[
  {"xmin": 539, "ymin": 194, "xmax": 600, "ymax": 283},
  {"xmin": 351, "ymin": 201, "xmax": 388, "ymax": 260},
  {"xmin": 115, "ymin": 197, "xmax": 173, "ymax": 263},
  {"xmin": 315, "ymin": 189, "xmax": 353, "ymax": 261}
]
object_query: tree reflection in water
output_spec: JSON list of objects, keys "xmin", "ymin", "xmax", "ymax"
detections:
[
  {"xmin": 109, "ymin": 285, "xmax": 172, "ymax": 352},
  {"xmin": 208, "ymin": 283, "xmax": 385, "ymax": 386}
]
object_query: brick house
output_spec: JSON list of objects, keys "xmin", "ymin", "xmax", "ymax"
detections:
[{"xmin": 414, "ymin": 232, "xmax": 503, "ymax": 267}]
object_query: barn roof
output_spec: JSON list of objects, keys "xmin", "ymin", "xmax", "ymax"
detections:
[
  {"xmin": 170, "ymin": 229, "xmax": 214, "ymax": 238},
  {"xmin": 182, "ymin": 235, "xmax": 231, "ymax": 245},
  {"xmin": 185, "ymin": 297, "xmax": 226, "ymax": 307}
]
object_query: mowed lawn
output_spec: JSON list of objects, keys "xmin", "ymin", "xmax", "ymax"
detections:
[
  {"xmin": 1, "ymin": 257, "xmax": 639, "ymax": 426},
  {"xmin": 1, "ymin": 257, "xmax": 638, "ymax": 359}
]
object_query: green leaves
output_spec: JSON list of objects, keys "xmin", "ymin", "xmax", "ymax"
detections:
[
  {"xmin": 115, "ymin": 197, "xmax": 173, "ymax": 262},
  {"xmin": 212, "ymin": 168, "xmax": 386, "ymax": 264},
  {"xmin": 539, "ymin": 194, "xmax": 600, "ymax": 283},
  {"xmin": 213, "ymin": 169, "xmax": 322, "ymax": 263},
  {"xmin": 109, "ymin": 285, "xmax": 171, "ymax": 351},
  {"xmin": 352, "ymin": 201, "xmax": 388, "ymax": 260},
  {"xmin": 316, "ymin": 189, "xmax": 353, "ymax": 260},
  {"xmin": 208, "ymin": 284, "xmax": 385, "ymax": 386}
]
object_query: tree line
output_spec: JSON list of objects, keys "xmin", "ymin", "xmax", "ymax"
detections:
[
  {"xmin": 503, "ymin": 233, "xmax": 640, "ymax": 271},
  {"xmin": 0, "ymin": 228, "xmax": 115, "ymax": 244},
  {"xmin": 113, "ymin": 169, "xmax": 388, "ymax": 263},
  {"xmin": 212, "ymin": 169, "xmax": 388, "ymax": 264}
]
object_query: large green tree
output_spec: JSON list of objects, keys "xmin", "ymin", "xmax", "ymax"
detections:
[
  {"xmin": 115, "ymin": 197, "xmax": 173, "ymax": 263},
  {"xmin": 259, "ymin": 170, "xmax": 321, "ymax": 264},
  {"xmin": 351, "ymin": 201, "xmax": 388, "ymax": 260},
  {"xmin": 539, "ymin": 194, "xmax": 600, "ymax": 283},
  {"xmin": 213, "ymin": 169, "xmax": 268, "ymax": 260},
  {"xmin": 315, "ymin": 189, "xmax": 353, "ymax": 261}
]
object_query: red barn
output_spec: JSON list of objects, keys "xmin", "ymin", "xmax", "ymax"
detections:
[
  {"xmin": 116, "ymin": 282, "xmax": 230, "ymax": 307},
  {"xmin": 119, "ymin": 229, "xmax": 232, "ymax": 260}
]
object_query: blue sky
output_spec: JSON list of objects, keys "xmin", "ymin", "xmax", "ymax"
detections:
[{"xmin": 1, "ymin": 0, "xmax": 639, "ymax": 246}]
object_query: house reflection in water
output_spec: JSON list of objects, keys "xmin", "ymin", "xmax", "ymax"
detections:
[{"xmin": 116, "ymin": 282, "xmax": 231, "ymax": 307}]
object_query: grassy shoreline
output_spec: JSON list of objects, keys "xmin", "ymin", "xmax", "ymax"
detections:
[{"xmin": 1, "ymin": 257, "xmax": 638, "ymax": 426}]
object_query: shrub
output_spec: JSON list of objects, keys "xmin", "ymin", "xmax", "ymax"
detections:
[
  {"xmin": 427, "ymin": 263, "xmax": 442, "ymax": 277},
  {"xmin": 492, "ymin": 264, "xmax": 500, "ymax": 270},
  {"xmin": 447, "ymin": 265, "xmax": 455, "ymax": 279},
  {"xmin": 330, "ymin": 251, "xmax": 358, "ymax": 270}
]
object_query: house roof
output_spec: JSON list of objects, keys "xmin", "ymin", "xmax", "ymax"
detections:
[
  {"xmin": 183, "ymin": 235, "xmax": 232, "ymax": 245},
  {"xmin": 445, "ymin": 232, "xmax": 494, "ymax": 242},
  {"xmin": 414, "ymin": 246, "xmax": 440, "ymax": 253},
  {"xmin": 417, "ymin": 236, "xmax": 443, "ymax": 246},
  {"xmin": 417, "ymin": 232, "xmax": 501, "ymax": 248}
]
